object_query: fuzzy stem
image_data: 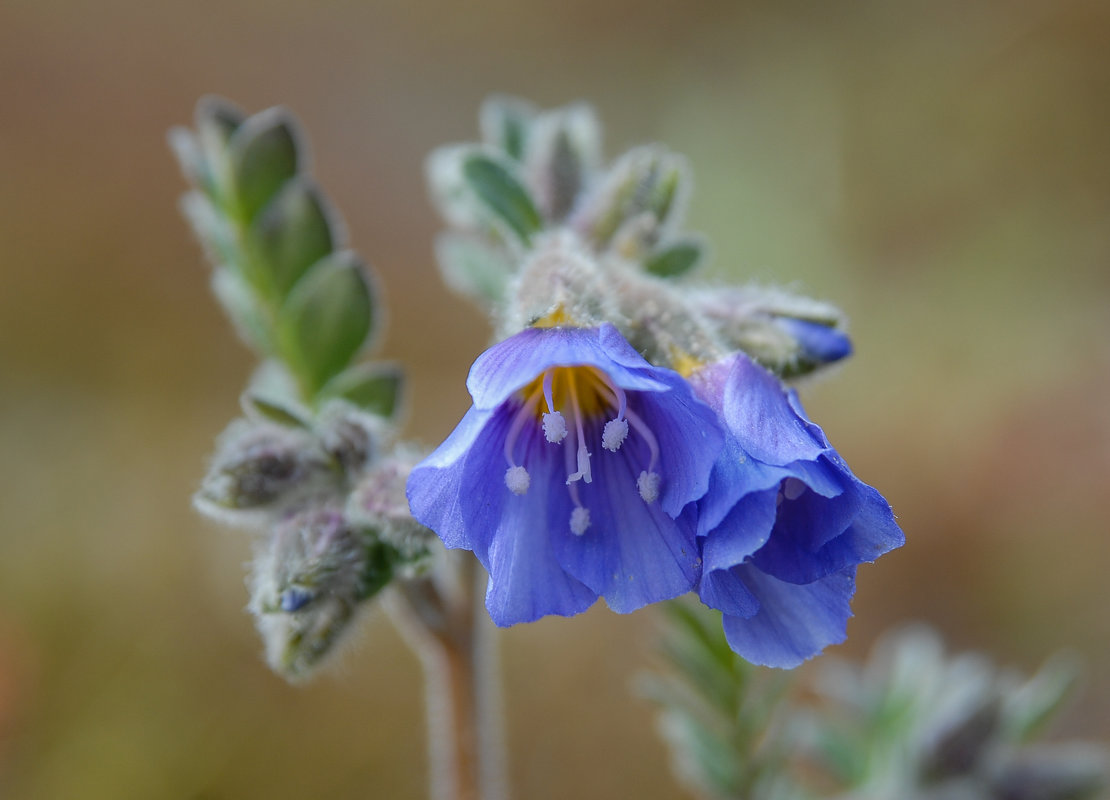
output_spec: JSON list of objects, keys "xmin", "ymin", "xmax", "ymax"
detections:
[{"xmin": 388, "ymin": 555, "xmax": 506, "ymax": 800}]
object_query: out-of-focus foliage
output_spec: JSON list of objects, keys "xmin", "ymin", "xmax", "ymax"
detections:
[
  {"xmin": 647, "ymin": 605, "xmax": 1108, "ymax": 800},
  {"xmin": 170, "ymin": 98, "xmax": 388, "ymax": 410},
  {"xmin": 171, "ymin": 99, "xmax": 433, "ymax": 682}
]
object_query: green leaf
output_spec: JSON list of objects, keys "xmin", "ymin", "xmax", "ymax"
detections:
[
  {"xmin": 648, "ymin": 161, "xmax": 681, "ymax": 224},
  {"xmin": 479, "ymin": 95, "xmax": 537, "ymax": 160},
  {"xmin": 180, "ymin": 191, "xmax": 237, "ymax": 268},
  {"xmin": 644, "ymin": 239, "xmax": 704, "ymax": 278},
  {"xmin": 244, "ymin": 360, "xmax": 313, "ymax": 420},
  {"xmin": 462, "ymin": 154, "xmax": 542, "ymax": 243},
  {"xmin": 586, "ymin": 147, "xmax": 689, "ymax": 247},
  {"xmin": 210, "ymin": 267, "xmax": 271, "ymax": 354},
  {"xmin": 247, "ymin": 177, "xmax": 335, "ymax": 300},
  {"xmin": 193, "ymin": 96, "xmax": 244, "ymax": 202},
  {"xmin": 241, "ymin": 393, "xmax": 312, "ymax": 428},
  {"xmin": 229, "ymin": 108, "xmax": 300, "ymax": 223},
  {"xmin": 278, "ymin": 250, "xmax": 372, "ymax": 396},
  {"xmin": 319, "ymin": 363, "xmax": 403, "ymax": 418},
  {"xmin": 195, "ymin": 95, "xmax": 244, "ymax": 142}
]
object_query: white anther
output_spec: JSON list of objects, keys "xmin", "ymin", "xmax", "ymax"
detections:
[
  {"xmin": 542, "ymin": 411, "xmax": 568, "ymax": 443},
  {"xmin": 637, "ymin": 470, "xmax": 661, "ymax": 504},
  {"xmin": 570, "ymin": 506, "xmax": 591, "ymax": 535},
  {"xmin": 505, "ymin": 465, "xmax": 531, "ymax": 495},
  {"xmin": 782, "ymin": 477, "xmax": 806, "ymax": 501},
  {"xmin": 601, "ymin": 418, "xmax": 629, "ymax": 452}
]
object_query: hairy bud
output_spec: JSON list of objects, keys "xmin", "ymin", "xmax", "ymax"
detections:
[
  {"xmin": 194, "ymin": 419, "xmax": 333, "ymax": 525},
  {"xmin": 687, "ymin": 285, "xmax": 850, "ymax": 377},
  {"xmin": 348, "ymin": 448, "xmax": 435, "ymax": 571},
  {"xmin": 248, "ymin": 507, "xmax": 396, "ymax": 681},
  {"xmin": 571, "ymin": 145, "xmax": 690, "ymax": 257},
  {"xmin": 522, "ymin": 103, "xmax": 602, "ymax": 223}
]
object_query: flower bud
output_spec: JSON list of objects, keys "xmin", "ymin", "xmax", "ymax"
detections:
[
  {"xmin": 348, "ymin": 448, "xmax": 435, "ymax": 571},
  {"xmin": 194, "ymin": 419, "xmax": 332, "ymax": 525},
  {"xmin": 686, "ymin": 286, "xmax": 850, "ymax": 377},
  {"xmin": 572, "ymin": 146, "xmax": 689, "ymax": 256},
  {"xmin": 522, "ymin": 103, "xmax": 601, "ymax": 222},
  {"xmin": 248, "ymin": 507, "xmax": 394, "ymax": 681},
  {"xmin": 314, "ymin": 401, "xmax": 389, "ymax": 476}
]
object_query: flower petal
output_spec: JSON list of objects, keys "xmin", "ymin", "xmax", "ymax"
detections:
[
  {"xmin": 409, "ymin": 403, "xmax": 599, "ymax": 625},
  {"xmin": 721, "ymin": 566, "xmax": 856, "ymax": 668},
  {"xmin": 406, "ymin": 405, "xmax": 501, "ymax": 553},
  {"xmin": 467, "ymin": 324, "xmax": 669, "ymax": 409},
  {"xmin": 634, "ymin": 369, "xmax": 724, "ymax": 518},
  {"xmin": 750, "ymin": 463, "xmax": 903, "ymax": 584},
  {"xmin": 700, "ymin": 488, "xmax": 778, "ymax": 574},
  {"xmin": 720, "ymin": 354, "xmax": 827, "ymax": 466},
  {"xmin": 482, "ymin": 433, "xmax": 598, "ymax": 624},
  {"xmin": 696, "ymin": 437, "xmax": 788, "ymax": 536},
  {"xmin": 553, "ymin": 425, "xmax": 701, "ymax": 614}
]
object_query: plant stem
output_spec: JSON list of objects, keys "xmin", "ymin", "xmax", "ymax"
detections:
[{"xmin": 388, "ymin": 554, "xmax": 506, "ymax": 800}]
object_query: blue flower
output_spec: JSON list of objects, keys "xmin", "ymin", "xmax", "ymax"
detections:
[
  {"xmin": 406, "ymin": 324, "xmax": 724, "ymax": 626},
  {"xmin": 688, "ymin": 353, "xmax": 904, "ymax": 668}
]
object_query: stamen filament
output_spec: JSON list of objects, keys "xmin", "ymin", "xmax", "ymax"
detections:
[
  {"xmin": 503, "ymin": 394, "xmax": 540, "ymax": 467},
  {"xmin": 624, "ymin": 407, "xmax": 660, "ymax": 472},
  {"xmin": 594, "ymin": 374, "xmax": 627, "ymax": 420},
  {"xmin": 542, "ymin": 369, "xmax": 556, "ymax": 413}
]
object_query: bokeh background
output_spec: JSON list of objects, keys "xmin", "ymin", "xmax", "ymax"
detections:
[{"xmin": 2, "ymin": 0, "xmax": 1108, "ymax": 797}]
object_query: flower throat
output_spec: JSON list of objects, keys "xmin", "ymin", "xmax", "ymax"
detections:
[{"xmin": 503, "ymin": 365, "xmax": 661, "ymax": 536}]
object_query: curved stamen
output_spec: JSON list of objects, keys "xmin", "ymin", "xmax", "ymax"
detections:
[
  {"xmin": 625, "ymin": 407, "xmax": 663, "ymax": 503},
  {"xmin": 503, "ymin": 393, "xmax": 540, "ymax": 467},
  {"xmin": 594, "ymin": 377, "xmax": 629, "ymax": 452},
  {"xmin": 602, "ymin": 373, "xmax": 627, "ymax": 420},
  {"xmin": 542, "ymin": 369, "xmax": 556, "ymax": 412},
  {"xmin": 503, "ymin": 394, "xmax": 540, "ymax": 494},
  {"xmin": 541, "ymin": 369, "xmax": 568, "ymax": 443},
  {"xmin": 623, "ymin": 407, "xmax": 660, "ymax": 473}
]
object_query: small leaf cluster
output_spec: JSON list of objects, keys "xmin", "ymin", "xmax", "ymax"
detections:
[
  {"xmin": 171, "ymin": 98, "xmax": 432, "ymax": 681},
  {"xmin": 170, "ymin": 97, "xmax": 394, "ymax": 412},
  {"xmin": 646, "ymin": 605, "xmax": 1108, "ymax": 800},
  {"xmin": 427, "ymin": 96, "xmax": 702, "ymax": 312},
  {"xmin": 426, "ymin": 96, "xmax": 850, "ymax": 380}
]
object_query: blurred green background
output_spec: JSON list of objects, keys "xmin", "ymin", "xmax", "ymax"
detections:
[{"xmin": 2, "ymin": 0, "xmax": 1108, "ymax": 797}]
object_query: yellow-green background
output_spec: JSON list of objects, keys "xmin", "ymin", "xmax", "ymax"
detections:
[{"xmin": 2, "ymin": 1, "xmax": 1108, "ymax": 797}]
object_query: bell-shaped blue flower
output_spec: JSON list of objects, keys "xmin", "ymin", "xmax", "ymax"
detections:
[
  {"xmin": 689, "ymin": 353, "xmax": 904, "ymax": 668},
  {"xmin": 407, "ymin": 324, "xmax": 724, "ymax": 626}
]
